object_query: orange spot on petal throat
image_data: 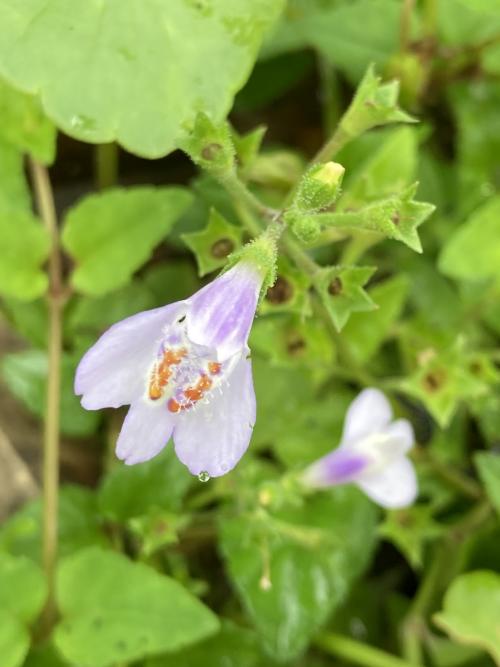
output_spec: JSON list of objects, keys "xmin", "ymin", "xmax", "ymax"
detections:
[{"xmin": 148, "ymin": 347, "xmax": 187, "ymax": 401}]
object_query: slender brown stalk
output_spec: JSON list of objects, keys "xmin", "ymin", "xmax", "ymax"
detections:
[{"xmin": 30, "ymin": 159, "xmax": 63, "ymax": 630}]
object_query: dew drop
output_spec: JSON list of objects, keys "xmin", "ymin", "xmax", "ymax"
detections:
[{"xmin": 198, "ymin": 470, "xmax": 210, "ymax": 483}]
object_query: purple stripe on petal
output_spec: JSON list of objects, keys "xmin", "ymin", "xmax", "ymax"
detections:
[
  {"xmin": 302, "ymin": 448, "xmax": 369, "ymax": 488},
  {"xmin": 186, "ymin": 262, "xmax": 263, "ymax": 362}
]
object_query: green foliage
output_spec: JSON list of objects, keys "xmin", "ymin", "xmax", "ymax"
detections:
[
  {"xmin": 62, "ymin": 187, "xmax": 192, "ymax": 295},
  {"xmin": 434, "ymin": 571, "xmax": 500, "ymax": 665},
  {"xmin": 0, "ymin": 0, "xmax": 284, "ymax": 157},
  {"xmin": 0, "ymin": 554, "xmax": 47, "ymax": 667},
  {"xmin": 219, "ymin": 488, "xmax": 377, "ymax": 661},
  {"xmin": 1, "ymin": 350, "xmax": 100, "ymax": 436},
  {"xmin": 0, "ymin": 76, "xmax": 56, "ymax": 164},
  {"xmin": 54, "ymin": 547, "xmax": 220, "ymax": 667},
  {"xmin": 314, "ymin": 265, "xmax": 376, "ymax": 331},
  {"xmin": 182, "ymin": 208, "xmax": 243, "ymax": 276},
  {"xmin": 475, "ymin": 454, "xmax": 500, "ymax": 517}
]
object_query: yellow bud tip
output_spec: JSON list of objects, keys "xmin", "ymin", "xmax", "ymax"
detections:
[{"xmin": 314, "ymin": 161, "xmax": 345, "ymax": 185}]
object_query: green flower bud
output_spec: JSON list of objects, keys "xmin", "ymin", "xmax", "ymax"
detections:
[
  {"xmin": 293, "ymin": 161, "xmax": 345, "ymax": 213},
  {"xmin": 284, "ymin": 209, "xmax": 322, "ymax": 244}
]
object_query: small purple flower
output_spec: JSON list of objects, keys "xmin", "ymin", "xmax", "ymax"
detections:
[
  {"xmin": 75, "ymin": 261, "xmax": 264, "ymax": 477},
  {"xmin": 302, "ymin": 388, "xmax": 417, "ymax": 508}
]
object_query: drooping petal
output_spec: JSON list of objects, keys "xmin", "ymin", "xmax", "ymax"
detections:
[
  {"xmin": 302, "ymin": 448, "xmax": 369, "ymax": 488},
  {"xmin": 75, "ymin": 302, "xmax": 186, "ymax": 410},
  {"xmin": 186, "ymin": 262, "xmax": 263, "ymax": 362},
  {"xmin": 173, "ymin": 352, "xmax": 256, "ymax": 477},
  {"xmin": 116, "ymin": 399, "xmax": 176, "ymax": 465},
  {"xmin": 357, "ymin": 456, "xmax": 418, "ymax": 509},
  {"xmin": 341, "ymin": 387, "xmax": 393, "ymax": 446}
]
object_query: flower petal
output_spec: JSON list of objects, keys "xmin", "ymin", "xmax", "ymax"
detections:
[
  {"xmin": 116, "ymin": 399, "xmax": 176, "ymax": 465},
  {"xmin": 75, "ymin": 302, "xmax": 186, "ymax": 410},
  {"xmin": 186, "ymin": 262, "xmax": 262, "ymax": 362},
  {"xmin": 173, "ymin": 353, "xmax": 256, "ymax": 477},
  {"xmin": 357, "ymin": 456, "xmax": 418, "ymax": 509},
  {"xmin": 341, "ymin": 388, "xmax": 393, "ymax": 446},
  {"xmin": 302, "ymin": 448, "xmax": 369, "ymax": 488},
  {"xmin": 383, "ymin": 419, "xmax": 415, "ymax": 454}
]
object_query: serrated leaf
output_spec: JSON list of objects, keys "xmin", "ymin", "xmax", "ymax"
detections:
[
  {"xmin": 98, "ymin": 447, "xmax": 192, "ymax": 523},
  {"xmin": 219, "ymin": 488, "xmax": 377, "ymax": 661},
  {"xmin": 2, "ymin": 350, "xmax": 100, "ymax": 437},
  {"xmin": 314, "ymin": 184, "xmax": 435, "ymax": 253},
  {"xmin": 250, "ymin": 314, "xmax": 334, "ymax": 371},
  {"xmin": 0, "ymin": 1, "xmax": 284, "ymax": 158},
  {"xmin": 439, "ymin": 195, "xmax": 500, "ymax": 284},
  {"xmin": 0, "ymin": 199, "xmax": 50, "ymax": 300},
  {"xmin": 182, "ymin": 208, "xmax": 243, "ymax": 276},
  {"xmin": 475, "ymin": 453, "xmax": 500, "ymax": 518},
  {"xmin": 0, "ymin": 76, "xmax": 56, "ymax": 164},
  {"xmin": 54, "ymin": 547, "xmax": 219, "ymax": 667},
  {"xmin": 260, "ymin": 256, "xmax": 311, "ymax": 316},
  {"xmin": 378, "ymin": 505, "xmax": 444, "ymax": 570},
  {"xmin": 61, "ymin": 187, "xmax": 192, "ymax": 295},
  {"xmin": 315, "ymin": 265, "xmax": 376, "ymax": 331},
  {"xmin": 342, "ymin": 274, "xmax": 409, "ymax": 364},
  {"xmin": 434, "ymin": 571, "xmax": 500, "ymax": 665}
]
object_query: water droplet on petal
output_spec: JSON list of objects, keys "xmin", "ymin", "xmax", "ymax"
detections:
[{"xmin": 198, "ymin": 470, "xmax": 210, "ymax": 483}]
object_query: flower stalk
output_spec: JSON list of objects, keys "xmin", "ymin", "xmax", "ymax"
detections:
[{"xmin": 30, "ymin": 159, "xmax": 63, "ymax": 630}]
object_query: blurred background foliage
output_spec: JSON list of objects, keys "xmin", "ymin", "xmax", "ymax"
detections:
[{"xmin": 0, "ymin": 0, "xmax": 500, "ymax": 666}]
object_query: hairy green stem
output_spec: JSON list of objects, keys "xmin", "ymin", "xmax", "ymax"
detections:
[
  {"xmin": 311, "ymin": 126, "xmax": 351, "ymax": 164},
  {"xmin": 220, "ymin": 170, "xmax": 278, "ymax": 222},
  {"xmin": 316, "ymin": 633, "xmax": 417, "ymax": 667},
  {"xmin": 95, "ymin": 142, "xmax": 119, "ymax": 190},
  {"xmin": 30, "ymin": 160, "xmax": 64, "ymax": 630},
  {"xmin": 400, "ymin": 0, "xmax": 416, "ymax": 52}
]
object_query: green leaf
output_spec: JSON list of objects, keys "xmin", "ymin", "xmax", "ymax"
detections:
[
  {"xmin": 314, "ymin": 184, "xmax": 435, "ymax": 253},
  {"xmin": 0, "ymin": 1, "xmax": 284, "ymax": 158},
  {"xmin": 0, "ymin": 140, "xmax": 31, "ymax": 209},
  {"xmin": 0, "ymin": 199, "xmax": 50, "ymax": 300},
  {"xmin": 0, "ymin": 76, "xmax": 56, "ymax": 164},
  {"xmin": 342, "ymin": 274, "xmax": 409, "ymax": 364},
  {"xmin": 0, "ymin": 611, "xmax": 29, "ymax": 667},
  {"xmin": 399, "ymin": 343, "xmax": 497, "ymax": 427},
  {"xmin": 250, "ymin": 314, "xmax": 334, "ymax": 370},
  {"xmin": 315, "ymin": 265, "xmax": 376, "ymax": 331},
  {"xmin": 142, "ymin": 262, "xmax": 199, "ymax": 305},
  {"xmin": 434, "ymin": 571, "xmax": 500, "ymax": 665},
  {"xmin": 378, "ymin": 505, "xmax": 444, "ymax": 570},
  {"xmin": 0, "ymin": 485, "xmax": 108, "ymax": 563},
  {"xmin": 98, "ymin": 447, "xmax": 192, "ymax": 523},
  {"xmin": 264, "ymin": 0, "xmax": 403, "ymax": 85},
  {"xmin": 62, "ymin": 187, "xmax": 193, "ymax": 295},
  {"xmin": 439, "ymin": 195, "xmax": 500, "ymax": 284},
  {"xmin": 1, "ymin": 298, "xmax": 48, "ymax": 348},
  {"xmin": 343, "ymin": 126, "xmax": 418, "ymax": 207},
  {"xmin": 146, "ymin": 621, "xmax": 272, "ymax": 667},
  {"xmin": 260, "ymin": 256, "xmax": 311, "ymax": 316},
  {"xmin": 182, "ymin": 208, "xmax": 243, "ymax": 276},
  {"xmin": 0, "ymin": 554, "xmax": 47, "ymax": 667},
  {"xmin": 23, "ymin": 644, "xmax": 69, "ymax": 667},
  {"xmin": 219, "ymin": 488, "xmax": 377, "ymax": 661},
  {"xmin": 339, "ymin": 65, "xmax": 416, "ymax": 142},
  {"xmin": 475, "ymin": 453, "xmax": 500, "ymax": 518},
  {"xmin": 1, "ymin": 350, "xmax": 100, "ymax": 437},
  {"xmin": 54, "ymin": 547, "xmax": 219, "ymax": 667}
]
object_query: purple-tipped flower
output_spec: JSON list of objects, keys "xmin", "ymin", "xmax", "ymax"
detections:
[
  {"xmin": 302, "ymin": 388, "xmax": 417, "ymax": 508},
  {"xmin": 75, "ymin": 261, "xmax": 264, "ymax": 477}
]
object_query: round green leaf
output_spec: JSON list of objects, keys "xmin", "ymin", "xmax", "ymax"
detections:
[
  {"xmin": 61, "ymin": 187, "xmax": 193, "ymax": 296},
  {"xmin": 54, "ymin": 547, "xmax": 219, "ymax": 667},
  {"xmin": 0, "ymin": 553, "xmax": 47, "ymax": 622},
  {"xmin": 0, "ymin": 0, "xmax": 284, "ymax": 157},
  {"xmin": 434, "ymin": 570, "xmax": 500, "ymax": 665},
  {"xmin": 0, "ymin": 611, "xmax": 30, "ymax": 667}
]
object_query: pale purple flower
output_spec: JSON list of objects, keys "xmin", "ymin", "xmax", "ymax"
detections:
[
  {"xmin": 302, "ymin": 388, "xmax": 417, "ymax": 508},
  {"xmin": 75, "ymin": 261, "xmax": 264, "ymax": 477}
]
